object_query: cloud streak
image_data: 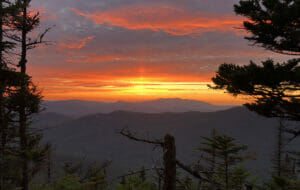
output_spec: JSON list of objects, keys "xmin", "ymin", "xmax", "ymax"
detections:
[
  {"xmin": 57, "ymin": 36, "xmax": 94, "ymax": 49},
  {"xmin": 27, "ymin": 0, "xmax": 292, "ymax": 104},
  {"xmin": 71, "ymin": 5, "xmax": 243, "ymax": 36}
]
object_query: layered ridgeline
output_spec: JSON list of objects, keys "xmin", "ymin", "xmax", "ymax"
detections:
[
  {"xmin": 34, "ymin": 99, "xmax": 299, "ymax": 179},
  {"xmin": 42, "ymin": 98, "xmax": 233, "ymax": 117}
]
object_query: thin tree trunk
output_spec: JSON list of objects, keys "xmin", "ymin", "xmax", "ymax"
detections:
[
  {"xmin": 197, "ymin": 180, "xmax": 202, "ymax": 190},
  {"xmin": 163, "ymin": 135, "xmax": 176, "ymax": 190},
  {"xmin": 275, "ymin": 118, "xmax": 284, "ymax": 177},
  {"xmin": 20, "ymin": 109, "xmax": 28, "ymax": 190},
  {"xmin": 19, "ymin": 1, "xmax": 29, "ymax": 190},
  {"xmin": 225, "ymin": 153, "xmax": 229, "ymax": 190},
  {"xmin": 158, "ymin": 176, "xmax": 162, "ymax": 190},
  {"xmin": 209, "ymin": 129, "xmax": 217, "ymax": 190},
  {"xmin": 0, "ymin": 1, "xmax": 5, "ymax": 189},
  {"xmin": 47, "ymin": 151, "xmax": 51, "ymax": 184}
]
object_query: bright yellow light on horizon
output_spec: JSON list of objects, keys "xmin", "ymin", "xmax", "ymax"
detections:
[
  {"xmin": 112, "ymin": 77, "xmax": 219, "ymax": 98},
  {"xmin": 34, "ymin": 75, "xmax": 249, "ymax": 105}
]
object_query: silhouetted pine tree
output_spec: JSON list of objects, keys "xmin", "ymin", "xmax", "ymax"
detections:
[
  {"xmin": 0, "ymin": 71, "xmax": 24, "ymax": 190},
  {"xmin": 198, "ymin": 129, "xmax": 217, "ymax": 174},
  {"xmin": 62, "ymin": 159, "xmax": 110, "ymax": 189},
  {"xmin": 4, "ymin": 0, "xmax": 52, "ymax": 189},
  {"xmin": 212, "ymin": 0, "xmax": 300, "ymax": 140},
  {"xmin": 197, "ymin": 132, "xmax": 251, "ymax": 190},
  {"xmin": 0, "ymin": 1, "xmax": 24, "ymax": 189},
  {"xmin": 212, "ymin": 59, "xmax": 300, "ymax": 138},
  {"xmin": 212, "ymin": 1, "xmax": 300, "ymax": 187},
  {"xmin": 234, "ymin": 0, "xmax": 300, "ymax": 55}
]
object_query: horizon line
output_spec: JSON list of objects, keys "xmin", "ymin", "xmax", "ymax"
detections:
[{"xmin": 42, "ymin": 98, "xmax": 240, "ymax": 106}]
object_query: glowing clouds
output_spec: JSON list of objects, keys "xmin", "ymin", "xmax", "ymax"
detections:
[
  {"xmin": 57, "ymin": 36, "xmax": 94, "ymax": 49},
  {"xmin": 33, "ymin": 74, "xmax": 245, "ymax": 105},
  {"xmin": 71, "ymin": 5, "xmax": 243, "ymax": 36},
  {"xmin": 28, "ymin": 0, "xmax": 267, "ymax": 105}
]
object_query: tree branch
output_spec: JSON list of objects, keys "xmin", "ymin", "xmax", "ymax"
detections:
[{"xmin": 119, "ymin": 128, "xmax": 164, "ymax": 146}]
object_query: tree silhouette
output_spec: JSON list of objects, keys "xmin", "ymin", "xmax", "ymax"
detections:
[
  {"xmin": 2, "ymin": 0, "xmax": 52, "ymax": 189},
  {"xmin": 212, "ymin": 59, "xmax": 300, "ymax": 138},
  {"xmin": 120, "ymin": 129, "xmax": 225, "ymax": 190},
  {"xmin": 213, "ymin": 0, "xmax": 300, "ymax": 140},
  {"xmin": 120, "ymin": 129, "xmax": 176, "ymax": 190},
  {"xmin": 234, "ymin": 0, "xmax": 300, "ymax": 55},
  {"xmin": 197, "ymin": 132, "xmax": 251, "ymax": 190},
  {"xmin": 0, "ymin": 1, "xmax": 24, "ymax": 189},
  {"xmin": 212, "ymin": 0, "xmax": 300, "ymax": 188}
]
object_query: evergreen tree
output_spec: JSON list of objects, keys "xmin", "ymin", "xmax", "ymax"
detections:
[
  {"xmin": 62, "ymin": 160, "xmax": 110, "ymax": 190},
  {"xmin": 198, "ymin": 129, "xmax": 217, "ymax": 174},
  {"xmin": 197, "ymin": 129, "xmax": 218, "ymax": 190},
  {"xmin": 264, "ymin": 176, "xmax": 300, "ymax": 190},
  {"xmin": 54, "ymin": 175, "xmax": 83, "ymax": 190},
  {"xmin": 3, "ymin": 0, "xmax": 52, "ymax": 189},
  {"xmin": 212, "ymin": 3, "xmax": 300, "ymax": 186},
  {"xmin": 0, "ymin": 1, "xmax": 24, "ymax": 189},
  {"xmin": 197, "ymin": 132, "xmax": 251, "ymax": 190},
  {"xmin": 116, "ymin": 175, "xmax": 157, "ymax": 190},
  {"xmin": 212, "ymin": 0, "xmax": 300, "ymax": 139},
  {"xmin": 211, "ymin": 59, "xmax": 300, "ymax": 138},
  {"xmin": 0, "ymin": 70, "xmax": 25, "ymax": 190},
  {"xmin": 234, "ymin": 0, "xmax": 300, "ymax": 55}
]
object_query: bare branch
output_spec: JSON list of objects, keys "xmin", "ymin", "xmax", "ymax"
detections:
[
  {"xmin": 119, "ymin": 128, "xmax": 164, "ymax": 146},
  {"xmin": 176, "ymin": 160, "xmax": 204, "ymax": 180}
]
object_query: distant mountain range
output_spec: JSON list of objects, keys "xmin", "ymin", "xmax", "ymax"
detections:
[
  {"xmin": 42, "ymin": 99, "xmax": 234, "ymax": 118},
  {"xmin": 33, "ymin": 106, "xmax": 299, "ymax": 179}
]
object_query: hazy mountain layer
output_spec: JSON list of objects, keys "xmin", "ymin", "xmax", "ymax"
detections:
[
  {"xmin": 33, "ymin": 107, "xmax": 299, "ymax": 179},
  {"xmin": 43, "ymin": 99, "xmax": 233, "ymax": 118}
]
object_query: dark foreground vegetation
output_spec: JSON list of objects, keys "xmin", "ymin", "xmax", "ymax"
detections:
[{"xmin": 0, "ymin": 0, "xmax": 299, "ymax": 189}]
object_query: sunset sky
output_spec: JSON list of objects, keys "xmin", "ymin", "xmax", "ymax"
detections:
[{"xmin": 28, "ymin": 0, "xmax": 291, "ymax": 105}]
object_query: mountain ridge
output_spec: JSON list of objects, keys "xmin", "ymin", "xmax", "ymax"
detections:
[
  {"xmin": 42, "ymin": 98, "xmax": 234, "ymax": 118},
  {"xmin": 33, "ymin": 107, "xmax": 300, "ymax": 179}
]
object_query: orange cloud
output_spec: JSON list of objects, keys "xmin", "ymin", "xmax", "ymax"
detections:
[
  {"xmin": 66, "ymin": 54, "xmax": 129, "ymax": 64},
  {"xmin": 30, "ymin": 6, "xmax": 57, "ymax": 21},
  {"xmin": 29, "ymin": 68, "xmax": 242, "ymax": 105},
  {"xmin": 71, "ymin": 5, "xmax": 243, "ymax": 36},
  {"xmin": 57, "ymin": 36, "xmax": 94, "ymax": 49},
  {"xmin": 33, "ymin": 75, "xmax": 247, "ymax": 105}
]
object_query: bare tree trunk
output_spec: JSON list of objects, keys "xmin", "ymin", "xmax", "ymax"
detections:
[
  {"xmin": 163, "ymin": 135, "xmax": 176, "ymax": 190},
  {"xmin": 19, "ymin": 1, "xmax": 29, "ymax": 190},
  {"xmin": 0, "ymin": 1, "xmax": 5, "ymax": 189},
  {"xmin": 274, "ymin": 118, "xmax": 284, "ymax": 177},
  {"xmin": 119, "ymin": 130, "xmax": 177, "ymax": 190},
  {"xmin": 209, "ymin": 129, "xmax": 217, "ymax": 190},
  {"xmin": 197, "ymin": 180, "xmax": 202, "ymax": 190},
  {"xmin": 224, "ymin": 150, "xmax": 229, "ymax": 190},
  {"xmin": 47, "ymin": 151, "xmax": 51, "ymax": 184}
]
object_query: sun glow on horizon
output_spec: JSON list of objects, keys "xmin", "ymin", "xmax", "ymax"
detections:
[
  {"xmin": 33, "ymin": 75, "xmax": 249, "ymax": 105},
  {"xmin": 118, "ymin": 77, "xmax": 209, "ymax": 96},
  {"xmin": 27, "ymin": 1, "xmax": 288, "ymax": 107}
]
